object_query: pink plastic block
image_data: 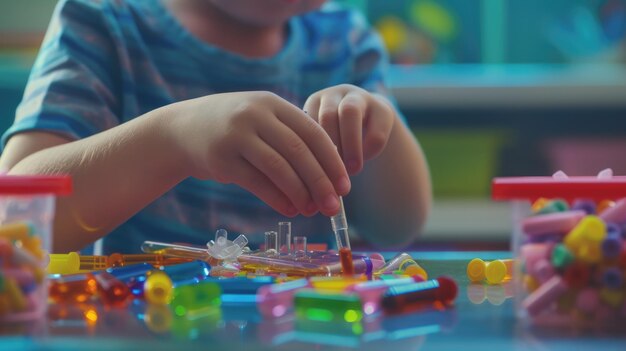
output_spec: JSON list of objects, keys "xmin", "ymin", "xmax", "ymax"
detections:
[
  {"xmin": 522, "ymin": 276, "xmax": 568, "ymax": 316},
  {"xmin": 600, "ymin": 198, "xmax": 626, "ymax": 224},
  {"xmin": 576, "ymin": 288, "xmax": 600, "ymax": 314},
  {"xmin": 521, "ymin": 210, "xmax": 586, "ymax": 236}
]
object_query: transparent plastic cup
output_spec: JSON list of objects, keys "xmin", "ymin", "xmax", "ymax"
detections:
[
  {"xmin": 492, "ymin": 174, "xmax": 626, "ymax": 330},
  {"xmin": 0, "ymin": 175, "xmax": 71, "ymax": 322}
]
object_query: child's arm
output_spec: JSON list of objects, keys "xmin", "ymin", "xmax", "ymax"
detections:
[
  {"xmin": 304, "ymin": 84, "xmax": 431, "ymax": 248},
  {"xmin": 0, "ymin": 92, "xmax": 350, "ymax": 252}
]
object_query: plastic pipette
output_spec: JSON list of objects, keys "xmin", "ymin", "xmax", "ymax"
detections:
[{"xmin": 330, "ymin": 197, "xmax": 354, "ymax": 276}]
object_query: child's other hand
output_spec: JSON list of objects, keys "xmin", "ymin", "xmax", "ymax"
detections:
[
  {"xmin": 303, "ymin": 84, "xmax": 395, "ymax": 175},
  {"xmin": 170, "ymin": 91, "xmax": 350, "ymax": 217}
]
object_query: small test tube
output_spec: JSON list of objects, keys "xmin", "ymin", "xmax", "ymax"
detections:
[
  {"xmin": 264, "ymin": 231, "xmax": 278, "ymax": 257},
  {"xmin": 293, "ymin": 236, "xmax": 307, "ymax": 259},
  {"xmin": 107, "ymin": 253, "xmax": 192, "ymax": 268},
  {"xmin": 331, "ymin": 197, "xmax": 354, "ymax": 276},
  {"xmin": 347, "ymin": 276, "xmax": 423, "ymax": 315},
  {"xmin": 278, "ymin": 222, "xmax": 292, "ymax": 255},
  {"xmin": 105, "ymin": 263, "xmax": 155, "ymax": 283},
  {"xmin": 141, "ymin": 241, "xmax": 214, "ymax": 263},
  {"xmin": 381, "ymin": 276, "xmax": 458, "ymax": 312}
]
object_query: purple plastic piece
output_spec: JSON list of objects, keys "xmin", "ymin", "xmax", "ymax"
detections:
[
  {"xmin": 621, "ymin": 222, "xmax": 626, "ymax": 240},
  {"xmin": 601, "ymin": 267, "xmax": 624, "ymax": 289},
  {"xmin": 572, "ymin": 199, "xmax": 596, "ymax": 215},
  {"xmin": 606, "ymin": 222, "xmax": 621, "ymax": 237},
  {"xmin": 601, "ymin": 233, "xmax": 623, "ymax": 259}
]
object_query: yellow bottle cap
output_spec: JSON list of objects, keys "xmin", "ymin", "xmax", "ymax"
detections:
[
  {"xmin": 485, "ymin": 260, "xmax": 507, "ymax": 285},
  {"xmin": 467, "ymin": 258, "xmax": 486, "ymax": 282},
  {"xmin": 145, "ymin": 270, "xmax": 174, "ymax": 305},
  {"xmin": 47, "ymin": 252, "xmax": 80, "ymax": 274}
]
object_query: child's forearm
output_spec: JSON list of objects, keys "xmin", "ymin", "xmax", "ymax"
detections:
[
  {"xmin": 8, "ymin": 105, "xmax": 190, "ymax": 252},
  {"xmin": 349, "ymin": 114, "xmax": 432, "ymax": 247}
]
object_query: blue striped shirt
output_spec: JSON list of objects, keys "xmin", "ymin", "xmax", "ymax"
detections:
[{"xmin": 2, "ymin": 0, "xmax": 393, "ymax": 253}]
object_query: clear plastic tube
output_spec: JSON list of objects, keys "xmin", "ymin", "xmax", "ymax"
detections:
[
  {"xmin": 330, "ymin": 197, "xmax": 351, "ymax": 250},
  {"xmin": 278, "ymin": 221, "xmax": 291, "ymax": 255},
  {"xmin": 264, "ymin": 231, "xmax": 278, "ymax": 256}
]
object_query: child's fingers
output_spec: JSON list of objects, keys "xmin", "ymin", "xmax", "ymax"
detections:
[
  {"xmin": 271, "ymin": 99, "xmax": 351, "ymax": 199},
  {"xmin": 302, "ymin": 95, "xmax": 321, "ymax": 120},
  {"xmin": 316, "ymin": 93, "xmax": 343, "ymax": 156},
  {"xmin": 240, "ymin": 139, "xmax": 313, "ymax": 215},
  {"xmin": 363, "ymin": 95, "xmax": 395, "ymax": 160},
  {"xmin": 229, "ymin": 157, "xmax": 299, "ymax": 217},
  {"xmin": 258, "ymin": 121, "xmax": 341, "ymax": 216},
  {"xmin": 338, "ymin": 92, "xmax": 366, "ymax": 175}
]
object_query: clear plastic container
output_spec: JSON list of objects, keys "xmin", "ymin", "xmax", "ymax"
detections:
[
  {"xmin": 492, "ymin": 174, "xmax": 626, "ymax": 329},
  {"xmin": 0, "ymin": 175, "xmax": 71, "ymax": 322}
]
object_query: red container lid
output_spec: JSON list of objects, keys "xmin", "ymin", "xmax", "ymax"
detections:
[
  {"xmin": 492, "ymin": 176, "xmax": 626, "ymax": 202},
  {"xmin": 0, "ymin": 175, "xmax": 72, "ymax": 195}
]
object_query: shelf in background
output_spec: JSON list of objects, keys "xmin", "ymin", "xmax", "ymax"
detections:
[{"xmin": 389, "ymin": 64, "xmax": 626, "ymax": 110}]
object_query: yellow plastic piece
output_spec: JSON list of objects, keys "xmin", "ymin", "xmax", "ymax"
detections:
[
  {"xmin": 485, "ymin": 260, "xmax": 508, "ymax": 285},
  {"xmin": 467, "ymin": 258, "xmax": 486, "ymax": 282},
  {"xmin": 309, "ymin": 276, "xmax": 365, "ymax": 291},
  {"xmin": 21, "ymin": 237, "xmax": 44, "ymax": 260},
  {"xmin": 4, "ymin": 277, "xmax": 27, "ymax": 312},
  {"xmin": 523, "ymin": 275, "xmax": 539, "ymax": 293},
  {"xmin": 467, "ymin": 258, "xmax": 513, "ymax": 284},
  {"xmin": 0, "ymin": 222, "xmax": 34, "ymax": 241},
  {"xmin": 531, "ymin": 198, "xmax": 549, "ymax": 213},
  {"xmin": 600, "ymin": 288, "xmax": 624, "ymax": 307},
  {"xmin": 400, "ymin": 259, "xmax": 428, "ymax": 280},
  {"xmin": 144, "ymin": 271, "xmax": 173, "ymax": 305},
  {"xmin": 564, "ymin": 215, "xmax": 606, "ymax": 264},
  {"xmin": 47, "ymin": 252, "xmax": 81, "ymax": 274}
]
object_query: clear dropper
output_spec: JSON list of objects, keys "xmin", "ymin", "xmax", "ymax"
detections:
[{"xmin": 330, "ymin": 196, "xmax": 351, "ymax": 250}]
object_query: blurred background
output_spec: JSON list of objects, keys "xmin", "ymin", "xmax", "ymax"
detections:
[{"xmin": 2, "ymin": 0, "xmax": 626, "ymax": 249}]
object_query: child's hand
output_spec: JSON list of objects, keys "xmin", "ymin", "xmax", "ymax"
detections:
[
  {"xmin": 303, "ymin": 84, "xmax": 395, "ymax": 175},
  {"xmin": 170, "ymin": 91, "xmax": 351, "ymax": 217}
]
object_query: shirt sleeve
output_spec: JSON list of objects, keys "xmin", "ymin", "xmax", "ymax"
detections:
[{"xmin": 1, "ymin": 0, "xmax": 121, "ymax": 149}]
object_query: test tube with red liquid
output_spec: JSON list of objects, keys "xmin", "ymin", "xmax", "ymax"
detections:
[{"xmin": 331, "ymin": 197, "xmax": 354, "ymax": 276}]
